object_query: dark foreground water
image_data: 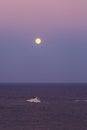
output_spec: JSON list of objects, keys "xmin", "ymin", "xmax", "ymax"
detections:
[{"xmin": 0, "ymin": 83, "xmax": 87, "ymax": 130}]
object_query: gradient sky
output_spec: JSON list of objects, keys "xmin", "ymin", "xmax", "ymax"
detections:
[{"xmin": 0, "ymin": 0, "xmax": 87, "ymax": 82}]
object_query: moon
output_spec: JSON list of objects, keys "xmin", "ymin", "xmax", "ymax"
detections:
[{"xmin": 35, "ymin": 38, "xmax": 41, "ymax": 44}]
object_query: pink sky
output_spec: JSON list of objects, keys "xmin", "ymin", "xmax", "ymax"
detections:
[
  {"xmin": 0, "ymin": 0, "xmax": 87, "ymax": 32},
  {"xmin": 0, "ymin": 0, "xmax": 87, "ymax": 82}
]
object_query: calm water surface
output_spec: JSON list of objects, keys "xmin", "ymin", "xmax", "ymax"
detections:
[{"xmin": 0, "ymin": 83, "xmax": 87, "ymax": 130}]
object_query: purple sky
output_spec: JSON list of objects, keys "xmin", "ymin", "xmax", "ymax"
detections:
[{"xmin": 0, "ymin": 0, "xmax": 87, "ymax": 82}]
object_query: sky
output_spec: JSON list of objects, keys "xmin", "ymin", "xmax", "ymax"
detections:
[{"xmin": 0, "ymin": 0, "xmax": 87, "ymax": 83}]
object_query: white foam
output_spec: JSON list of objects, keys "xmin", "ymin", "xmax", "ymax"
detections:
[{"xmin": 74, "ymin": 99, "xmax": 87, "ymax": 102}]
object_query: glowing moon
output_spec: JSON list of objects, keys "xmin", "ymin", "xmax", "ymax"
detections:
[{"xmin": 35, "ymin": 38, "xmax": 41, "ymax": 44}]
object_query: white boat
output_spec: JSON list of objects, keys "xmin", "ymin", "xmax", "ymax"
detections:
[{"xmin": 26, "ymin": 97, "xmax": 41, "ymax": 103}]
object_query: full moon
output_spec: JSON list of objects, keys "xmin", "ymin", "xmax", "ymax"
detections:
[{"xmin": 35, "ymin": 38, "xmax": 41, "ymax": 44}]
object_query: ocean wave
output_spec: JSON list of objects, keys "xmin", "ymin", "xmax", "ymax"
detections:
[{"xmin": 74, "ymin": 99, "xmax": 87, "ymax": 102}]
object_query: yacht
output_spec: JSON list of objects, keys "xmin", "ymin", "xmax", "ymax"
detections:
[{"xmin": 26, "ymin": 97, "xmax": 41, "ymax": 103}]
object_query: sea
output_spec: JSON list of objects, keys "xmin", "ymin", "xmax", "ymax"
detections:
[{"xmin": 0, "ymin": 83, "xmax": 87, "ymax": 130}]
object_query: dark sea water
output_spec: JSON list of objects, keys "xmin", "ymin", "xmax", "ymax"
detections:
[{"xmin": 0, "ymin": 83, "xmax": 87, "ymax": 130}]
